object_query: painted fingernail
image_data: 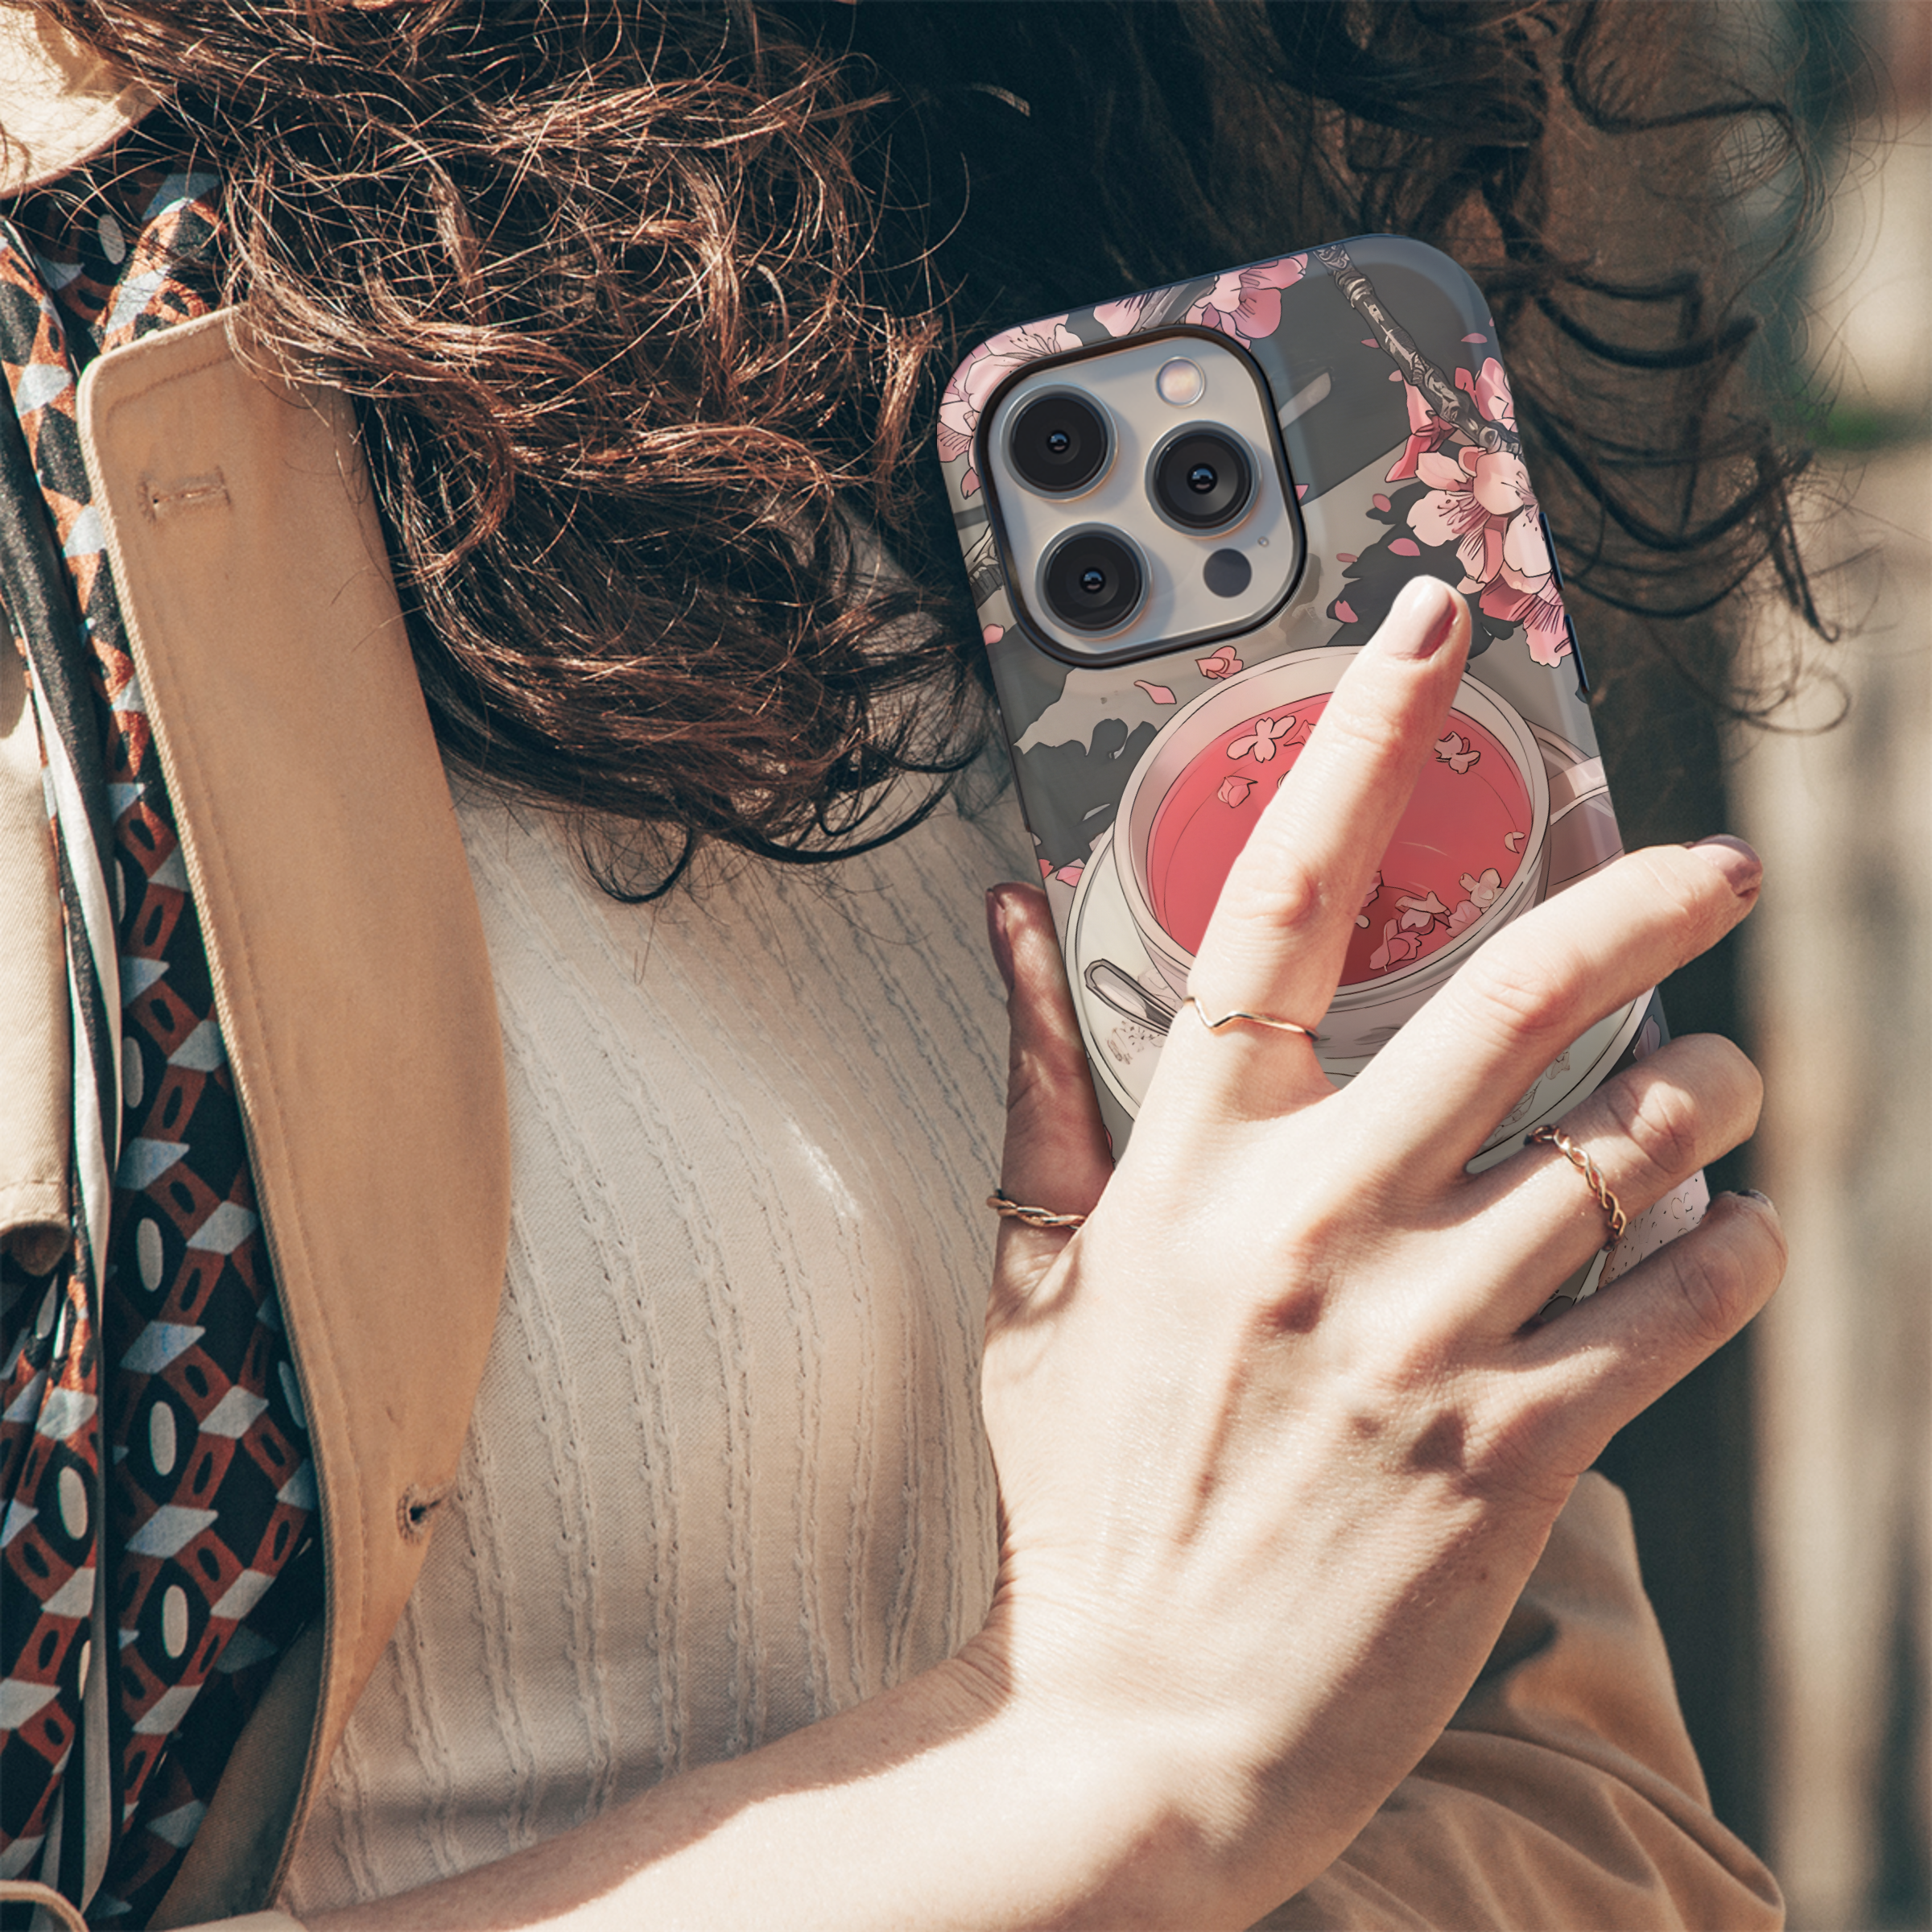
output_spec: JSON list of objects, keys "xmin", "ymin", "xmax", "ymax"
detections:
[
  {"xmin": 986, "ymin": 886, "xmax": 1017, "ymax": 994},
  {"xmin": 1686, "ymin": 833, "xmax": 1762, "ymax": 894},
  {"xmin": 1387, "ymin": 575, "xmax": 1460, "ymax": 659}
]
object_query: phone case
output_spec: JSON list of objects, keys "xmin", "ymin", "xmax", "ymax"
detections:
[{"xmin": 941, "ymin": 235, "xmax": 1704, "ymax": 1305}]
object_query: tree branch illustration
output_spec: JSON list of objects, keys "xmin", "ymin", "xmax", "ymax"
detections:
[{"xmin": 1313, "ymin": 243, "xmax": 1521, "ymax": 459}]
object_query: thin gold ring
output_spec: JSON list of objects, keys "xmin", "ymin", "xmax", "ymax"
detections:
[
  {"xmin": 1182, "ymin": 997, "xmax": 1320, "ymax": 1042},
  {"xmin": 1530, "ymin": 1124, "xmax": 1628, "ymax": 1249},
  {"xmin": 987, "ymin": 1188, "xmax": 1087, "ymax": 1232}
]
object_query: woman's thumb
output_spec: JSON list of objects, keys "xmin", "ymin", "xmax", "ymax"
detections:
[{"xmin": 985, "ymin": 884, "xmax": 1114, "ymax": 1313}]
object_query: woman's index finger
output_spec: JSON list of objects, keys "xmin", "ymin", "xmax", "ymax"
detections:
[{"xmin": 1163, "ymin": 576, "xmax": 1473, "ymax": 1124}]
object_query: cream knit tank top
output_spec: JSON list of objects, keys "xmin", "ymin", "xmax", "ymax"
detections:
[{"xmin": 283, "ymin": 779, "xmax": 1030, "ymax": 1911}]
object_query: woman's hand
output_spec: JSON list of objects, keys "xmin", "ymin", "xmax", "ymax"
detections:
[{"xmin": 976, "ymin": 575, "xmax": 1784, "ymax": 1925}]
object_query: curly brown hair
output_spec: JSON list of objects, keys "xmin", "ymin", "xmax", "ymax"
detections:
[{"xmin": 43, "ymin": 0, "xmax": 1819, "ymax": 894}]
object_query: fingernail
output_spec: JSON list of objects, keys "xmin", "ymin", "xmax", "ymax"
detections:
[
  {"xmin": 1736, "ymin": 1187, "xmax": 1775, "ymax": 1211},
  {"xmin": 986, "ymin": 886, "xmax": 1017, "ymax": 994},
  {"xmin": 1387, "ymin": 576, "xmax": 1460, "ymax": 659},
  {"xmin": 1686, "ymin": 833, "xmax": 1763, "ymax": 895}
]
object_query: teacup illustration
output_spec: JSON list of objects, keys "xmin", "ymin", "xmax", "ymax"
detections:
[{"xmin": 1113, "ymin": 646, "xmax": 1551, "ymax": 1069}]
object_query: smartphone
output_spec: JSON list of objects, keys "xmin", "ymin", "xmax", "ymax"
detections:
[{"xmin": 941, "ymin": 234, "xmax": 1705, "ymax": 1304}]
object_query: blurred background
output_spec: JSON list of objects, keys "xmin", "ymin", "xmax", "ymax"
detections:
[
  {"xmin": 1593, "ymin": 4, "xmax": 1929, "ymax": 1927},
  {"xmin": 1740, "ymin": 2, "xmax": 1930, "ymax": 1925}
]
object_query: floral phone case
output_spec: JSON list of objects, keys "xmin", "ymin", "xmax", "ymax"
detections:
[{"xmin": 941, "ymin": 235, "xmax": 1704, "ymax": 1304}]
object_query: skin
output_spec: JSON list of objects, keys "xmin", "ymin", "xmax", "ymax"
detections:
[{"xmin": 309, "ymin": 575, "xmax": 1784, "ymax": 1931}]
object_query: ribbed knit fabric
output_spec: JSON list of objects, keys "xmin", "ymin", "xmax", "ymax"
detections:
[{"xmin": 283, "ymin": 782, "xmax": 1032, "ymax": 1911}]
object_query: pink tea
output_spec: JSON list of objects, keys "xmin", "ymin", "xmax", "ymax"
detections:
[{"xmin": 1142, "ymin": 695, "xmax": 1533, "ymax": 985}]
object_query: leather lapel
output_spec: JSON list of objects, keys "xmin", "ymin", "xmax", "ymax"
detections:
[{"xmin": 76, "ymin": 309, "xmax": 510, "ymax": 1918}]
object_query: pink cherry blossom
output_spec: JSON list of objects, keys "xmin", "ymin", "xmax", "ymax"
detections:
[
  {"xmin": 1409, "ymin": 445, "xmax": 1544, "ymax": 588},
  {"xmin": 1228, "ymin": 712, "xmax": 1302, "ymax": 763},
  {"xmin": 1217, "ymin": 775, "xmax": 1255, "ymax": 808},
  {"xmin": 1386, "ymin": 357, "xmax": 1513, "ymax": 484},
  {"xmin": 1479, "ymin": 571, "xmax": 1571, "ymax": 667},
  {"xmin": 1369, "ymin": 919, "xmax": 1425, "ymax": 974},
  {"xmin": 1406, "ymin": 440, "xmax": 1571, "ymax": 667},
  {"xmin": 1456, "ymin": 357, "xmax": 1516, "ymax": 431},
  {"xmin": 1187, "ymin": 254, "xmax": 1307, "ymax": 346},
  {"xmin": 1459, "ymin": 866, "xmax": 1503, "ymax": 907},
  {"xmin": 1446, "ymin": 897, "xmax": 1484, "ymax": 936},
  {"xmin": 1054, "ymin": 861, "xmax": 1084, "ymax": 886},
  {"xmin": 939, "ymin": 315, "xmax": 1081, "ymax": 496},
  {"xmin": 1135, "ymin": 680, "xmax": 1177, "ymax": 705},
  {"xmin": 982, "ymin": 624, "xmax": 1004, "ymax": 646},
  {"xmin": 1355, "ymin": 868, "xmax": 1384, "ymax": 929},
  {"xmin": 1388, "ymin": 356, "xmax": 1569, "ymax": 662},
  {"xmin": 1197, "ymin": 645, "xmax": 1243, "ymax": 680},
  {"xmin": 1397, "ymin": 890, "xmax": 1448, "ymax": 932},
  {"xmin": 1434, "ymin": 730, "xmax": 1481, "ymax": 775},
  {"xmin": 1386, "ymin": 381, "xmax": 1455, "ymax": 483}
]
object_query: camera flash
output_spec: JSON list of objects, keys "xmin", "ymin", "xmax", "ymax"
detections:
[{"xmin": 1155, "ymin": 357, "xmax": 1204, "ymax": 406}]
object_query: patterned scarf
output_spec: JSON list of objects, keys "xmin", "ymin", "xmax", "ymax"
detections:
[{"xmin": 0, "ymin": 136, "xmax": 321, "ymax": 1926}]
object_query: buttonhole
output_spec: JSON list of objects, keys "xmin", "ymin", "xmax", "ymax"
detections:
[
  {"xmin": 144, "ymin": 470, "xmax": 229, "ymax": 518},
  {"xmin": 398, "ymin": 1480, "xmax": 452, "ymax": 1542}
]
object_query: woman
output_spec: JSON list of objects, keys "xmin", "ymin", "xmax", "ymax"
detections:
[{"xmin": 1, "ymin": 4, "xmax": 1802, "ymax": 1926}]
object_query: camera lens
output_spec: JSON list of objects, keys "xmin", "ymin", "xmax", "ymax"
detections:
[
  {"xmin": 1009, "ymin": 391, "xmax": 1110, "ymax": 494},
  {"xmin": 1153, "ymin": 428, "xmax": 1253, "ymax": 530},
  {"xmin": 1042, "ymin": 530, "xmax": 1145, "ymax": 633}
]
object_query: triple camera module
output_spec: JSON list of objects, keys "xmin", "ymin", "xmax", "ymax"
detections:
[{"xmin": 982, "ymin": 333, "xmax": 1302, "ymax": 662}]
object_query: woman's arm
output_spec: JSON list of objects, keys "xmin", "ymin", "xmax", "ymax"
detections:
[{"xmin": 253, "ymin": 576, "xmax": 1780, "ymax": 1932}]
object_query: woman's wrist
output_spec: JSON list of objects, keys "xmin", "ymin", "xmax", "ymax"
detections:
[
  {"xmin": 944, "ymin": 1618, "xmax": 1350, "ymax": 1929},
  {"xmin": 913, "ymin": 1644, "xmax": 1265, "ymax": 1929}
]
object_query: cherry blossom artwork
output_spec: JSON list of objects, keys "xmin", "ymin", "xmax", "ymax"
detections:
[
  {"xmin": 1397, "ymin": 890, "xmax": 1450, "ymax": 931},
  {"xmin": 1184, "ymin": 254, "xmax": 1307, "ymax": 346},
  {"xmin": 938, "ymin": 314, "xmax": 1080, "ymax": 496},
  {"xmin": 942, "ymin": 234, "xmax": 1649, "ymax": 1170},
  {"xmin": 1406, "ymin": 430, "xmax": 1569, "ymax": 667},
  {"xmin": 1228, "ymin": 710, "xmax": 1307, "ymax": 763},
  {"xmin": 1092, "ymin": 254, "xmax": 1306, "ymax": 348},
  {"xmin": 1139, "ymin": 694, "xmax": 1533, "ymax": 978}
]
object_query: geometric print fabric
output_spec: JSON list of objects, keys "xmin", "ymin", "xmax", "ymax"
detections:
[{"xmin": 0, "ymin": 134, "xmax": 320, "ymax": 1926}]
